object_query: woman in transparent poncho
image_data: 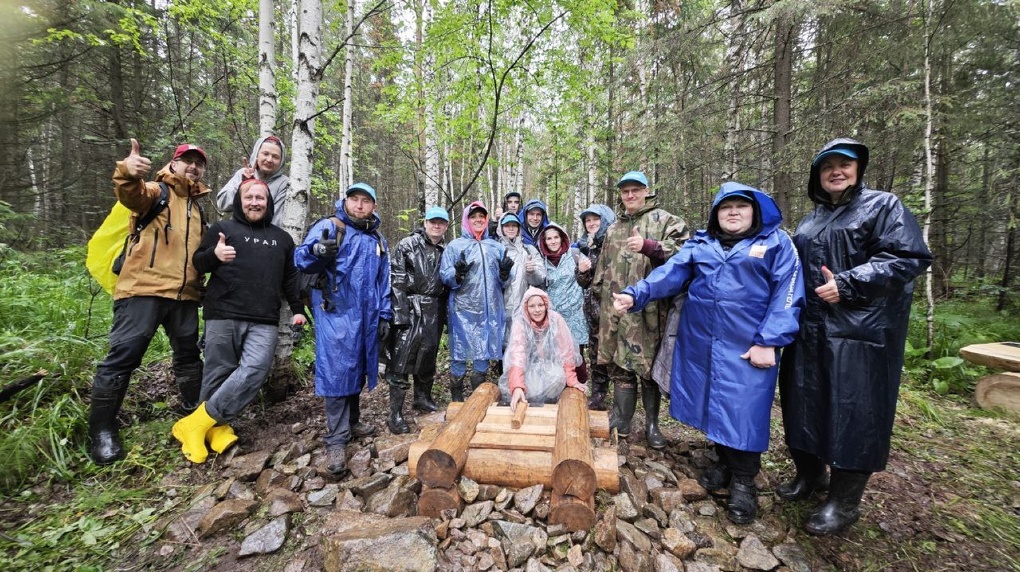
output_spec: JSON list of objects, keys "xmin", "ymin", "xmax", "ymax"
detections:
[{"xmin": 499, "ymin": 287, "xmax": 588, "ymax": 411}]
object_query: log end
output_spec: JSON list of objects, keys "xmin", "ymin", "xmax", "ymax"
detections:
[
  {"xmin": 549, "ymin": 492, "xmax": 596, "ymax": 532},
  {"xmin": 417, "ymin": 449, "xmax": 459, "ymax": 489},
  {"xmin": 418, "ymin": 486, "xmax": 464, "ymax": 518}
]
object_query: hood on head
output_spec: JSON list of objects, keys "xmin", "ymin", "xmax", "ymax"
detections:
[
  {"xmin": 460, "ymin": 200, "xmax": 490, "ymax": 239},
  {"xmin": 538, "ymin": 222, "xmax": 570, "ymax": 257},
  {"xmin": 807, "ymin": 137, "xmax": 870, "ymax": 204},
  {"xmin": 248, "ymin": 135, "xmax": 287, "ymax": 180},
  {"xmin": 521, "ymin": 286, "xmax": 552, "ymax": 327},
  {"xmin": 233, "ymin": 179, "xmax": 274, "ymax": 226},
  {"xmin": 707, "ymin": 182, "xmax": 781, "ymax": 238},
  {"xmin": 519, "ymin": 199, "xmax": 550, "ymax": 228},
  {"xmin": 577, "ymin": 204, "xmax": 616, "ymax": 242}
]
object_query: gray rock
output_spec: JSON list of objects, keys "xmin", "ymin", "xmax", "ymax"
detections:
[
  {"xmin": 162, "ymin": 493, "xmax": 217, "ymax": 543},
  {"xmin": 644, "ymin": 475, "xmax": 665, "ymax": 492},
  {"xmin": 615, "ymin": 519, "xmax": 652, "ymax": 553},
  {"xmin": 736, "ymin": 534, "xmax": 780, "ymax": 570},
  {"xmin": 567, "ymin": 544, "xmax": 584, "ymax": 568},
  {"xmin": 345, "ymin": 472, "xmax": 393, "ymax": 498},
  {"xmin": 677, "ymin": 478, "xmax": 708, "ymax": 501},
  {"xmin": 238, "ymin": 515, "xmax": 289, "ymax": 557},
  {"xmin": 494, "ymin": 488, "xmax": 513, "ymax": 510},
  {"xmin": 697, "ymin": 502, "xmax": 718, "ymax": 517},
  {"xmin": 375, "ymin": 433, "xmax": 416, "ymax": 465},
  {"xmin": 490, "ymin": 520, "xmax": 547, "ymax": 568},
  {"xmin": 477, "ymin": 483, "xmax": 502, "ymax": 501},
  {"xmin": 650, "ymin": 488, "xmax": 687, "ymax": 515},
  {"xmin": 302, "ymin": 476, "xmax": 327, "ymax": 492},
  {"xmin": 653, "ymin": 553, "xmax": 684, "ymax": 572},
  {"xmin": 634, "ymin": 517, "xmax": 661, "ymax": 540},
  {"xmin": 620, "ymin": 469, "xmax": 648, "ymax": 507},
  {"xmin": 348, "ymin": 447, "xmax": 373, "ymax": 478},
  {"xmin": 477, "ymin": 550, "xmax": 495, "ymax": 570},
  {"xmin": 525, "ymin": 557, "xmax": 553, "ymax": 572},
  {"xmin": 513, "ymin": 484, "xmax": 544, "ymax": 516},
  {"xmin": 725, "ymin": 519, "xmax": 785, "ymax": 544},
  {"xmin": 462, "ymin": 500, "xmax": 495, "ymax": 528},
  {"xmin": 642, "ymin": 502, "xmax": 669, "ymax": 528},
  {"xmin": 614, "ymin": 492, "xmax": 640, "ymax": 522},
  {"xmin": 366, "ymin": 479, "xmax": 416, "ymax": 517},
  {"xmin": 256, "ymin": 469, "xmax": 287, "ymax": 495},
  {"xmin": 228, "ymin": 450, "xmax": 273, "ymax": 481},
  {"xmin": 694, "ymin": 547, "xmax": 738, "ymax": 571},
  {"xmin": 772, "ymin": 542, "xmax": 812, "ymax": 572},
  {"xmin": 320, "ymin": 514, "xmax": 438, "ymax": 572},
  {"xmin": 645, "ymin": 460, "xmax": 677, "ymax": 484},
  {"xmin": 533, "ymin": 494, "xmax": 551, "ymax": 519},
  {"xmin": 459, "ymin": 477, "xmax": 481, "ymax": 503},
  {"xmin": 661, "ymin": 527, "xmax": 697, "ymax": 559},
  {"xmin": 593, "ymin": 505, "xmax": 617, "ymax": 552},
  {"xmin": 617, "ymin": 539, "xmax": 653, "ymax": 572},
  {"xmin": 685, "ymin": 563, "xmax": 723, "ymax": 572},
  {"xmin": 265, "ymin": 488, "xmax": 304, "ymax": 517},
  {"xmin": 307, "ymin": 484, "xmax": 339, "ymax": 507},
  {"xmin": 668, "ymin": 508, "xmax": 696, "ymax": 533},
  {"xmin": 336, "ymin": 489, "xmax": 364, "ymax": 512},
  {"xmin": 197, "ymin": 498, "xmax": 258, "ymax": 538}
]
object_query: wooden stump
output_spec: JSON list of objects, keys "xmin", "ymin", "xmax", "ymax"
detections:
[
  {"xmin": 416, "ymin": 382, "xmax": 499, "ymax": 489},
  {"xmin": 418, "ymin": 485, "xmax": 464, "ymax": 518},
  {"xmin": 975, "ymin": 372, "xmax": 1020, "ymax": 415},
  {"xmin": 551, "ymin": 388, "xmax": 597, "ymax": 500},
  {"xmin": 548, "ymin": 490, "xmax": 596, "ymax": 531}
]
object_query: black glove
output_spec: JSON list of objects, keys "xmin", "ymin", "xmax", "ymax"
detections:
[
  {"xmin": 378, "ymin": 320, "xmax": 391, "ymax": 344},
  {"xmin": 454, "ymin": 252, "xmax": 472, "ymax": 284},
  {"xmin": 498, "ymin": 251, "xmax": 514, "ymax": 281},
  {"xmin": 312, "ymin": 228, "xmax": 339, "ymax": 259}
]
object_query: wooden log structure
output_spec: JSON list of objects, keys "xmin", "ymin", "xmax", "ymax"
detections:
[
  {"xmin": 548, "ymin": 490, "xmax": 596, "ymax": 531},
  {"xmin": 417, "ymin": 484, "xmax": 463, "ymax": 518},
  {"xmin": 551, "ymin": 389, "xmax": 597, "ymax": 499},
  {"xmin": 446, "ymin": 402, "xmax": 611, "ymax": 439},
  {"xmin": 959, "ymin": 342, "xmax": 1020, "ymax": 371},
  {"xmin": 416, "ymin": 382, "xmax": 500, "ymax": 489},
  {"xmin": 974, "ymin": 372, "xmax": 1020, "ymax": 415}
]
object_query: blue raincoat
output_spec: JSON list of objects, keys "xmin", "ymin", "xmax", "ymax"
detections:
[
  {"xmin": 440, "ymin": 202, "xmax": 508, "ymax": 362},
  {"xmin": 625, "ymin": 183, "xmax": 805, "ymax": 452},
  {"xmin": 295, "ymin": 200, "xmax": 392, "ymax": 397},
  {"xmin": 519, "ymin": 199, "xmax": 549, "ymax": 247},
  {"xmin": 538, "ymin": 223, "xmax": 590, "ymax": 347}
]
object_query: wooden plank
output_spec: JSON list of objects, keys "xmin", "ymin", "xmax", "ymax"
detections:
[
  {"xmin": 959, "ymin": 342, "xmax": 1020, "ymax": 371},
  {"xmin": 416, "ymin": 383, "xmax": 499, "ymax": 488},
  {"xmin": 975, "ymin": 372, "xmax": 1020, "ymax": 414},
  {"xmin": 447, "ymin": 402, "xmax": 610, "ymax": 439},
  {"xmin": 552, "ymin": 388, "xmax": 597, "ymax": 500},
  {"xmin": 470, "ymin": 431, "xmax": 557, "ymax": 451}
]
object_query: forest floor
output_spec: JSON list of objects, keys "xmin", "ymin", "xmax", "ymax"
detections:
[{"xmin": 3, "ymin": 361, "xmax": 1020, "ymax": 571}]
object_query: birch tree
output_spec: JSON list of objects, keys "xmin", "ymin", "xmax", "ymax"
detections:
[{"xmin": 259, "ymin": 0, "xmax": 277, "ymax": 135}]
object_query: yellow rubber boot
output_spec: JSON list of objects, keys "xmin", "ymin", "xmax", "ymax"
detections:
[
  {"xmin": 171, "ymin": 402, "xmax": 216, "ymax": 463},
  {"xmin": 205, "ymin": 424, "xmax": 238, "ymax": 454}
]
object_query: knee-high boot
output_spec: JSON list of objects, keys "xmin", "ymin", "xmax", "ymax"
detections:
[
  {"xmin": 413, "ymin": 375, "xmax": 439, "ymax": 412},
  {"xmin": 610, "ymin": 383, "xmax": 637, "ymax": 438},
  {"xmin": 450, "ymin": 375, "xmax": 466, "ymax": 402},
  {"xmin": 88, "ymin": 386, "xmax": 128, "ymax": 465},
  {"xmin": 642, "ymin": 381, "xmax": 666, "ymax": 449},
  {"xmin": 387, "ymin": 385, "xmax": 411, "ymax": 434},
  {"xmin": 777, "ymin": 448, "xmax": 829, "ymax": 501},
  {"xmin": 805, "ymin": 469, "xmax": 871, "ymax": 535},
  {"xmin": 587, "ymin": 364, "xmax": 609, "ymax": 411}
]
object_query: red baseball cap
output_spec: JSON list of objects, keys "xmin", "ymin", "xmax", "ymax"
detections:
[{"xmin": 172, "ymin": 144, "xmax": 207, "ymax": 163}]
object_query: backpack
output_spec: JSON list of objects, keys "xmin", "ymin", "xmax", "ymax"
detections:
[
  {"xmin": 299, "ymin": 216, "xmax": 346, "ymax": 309},
  {"xmin": 86, "ymin": 182, "xmax": 171, "ymax": 295}
]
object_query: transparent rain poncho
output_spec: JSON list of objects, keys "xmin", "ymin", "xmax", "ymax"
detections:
[{"xmin": 498, "ymin": 288, "xmax": 583, "ymax": 404}]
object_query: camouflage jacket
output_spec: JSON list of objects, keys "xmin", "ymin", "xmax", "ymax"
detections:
[{"xmin": 592, "ymin": 198, "xmax": 688, "ymax": 378}]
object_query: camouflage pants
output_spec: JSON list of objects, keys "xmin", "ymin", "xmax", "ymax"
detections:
[{"xmin": 607, "ymin": 363, "xmax": 646, "ymax": 389}]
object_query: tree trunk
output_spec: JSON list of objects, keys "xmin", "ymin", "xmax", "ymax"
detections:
[
  {"xmin": 338, "ymin": 0, "xmax": 356, "ymax": 190},
  {"xmin": 771, "ymin": 10, "xmax": 795, "ymax": 215},
  {"xmin": 259, "ymin": 0, "xmax": 277, "ymax": 135},
  {"xmin": 922, "ymin": 0, "xmax": 936, "ymax": 355}
]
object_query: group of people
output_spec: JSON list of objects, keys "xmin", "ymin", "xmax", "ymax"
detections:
[{"xmin": 87, "ymin": 135, "xmax": 931, "ymax": 538}]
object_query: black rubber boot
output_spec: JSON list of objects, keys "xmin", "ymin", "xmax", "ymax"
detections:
[
  {"xmin": 412, "ymin": 375, "xmax": 439, "ymax": 412},
  {"xmin": 587, "ymin": 365, "xmax": 609, "ymax": 411},
  {"xmin": 641, "ymin": 381, "xmax": 666, "ymax": 449},
  {"xmin": 805, "ymin": 469, "xmax": 871, "ymax": 535},
  {"xmin": 727, "ymin": 475, "xmax": 759, "ymax": 524},
  {"xmin": 610, "ymin": 383, "xmax": 637, "ymax": 438},
  {"xmin": 88, "ymin": 389, "xmax": 127, "ymax": 465},
  {"xmin": 469, "ymin": 370, "xmax": 487, "ymax": 390},
  {"xmin": 698, "ymin": 464, "xmax": 732, "ymax": 492},
  {"xmin": 777, "ymin": 448, "xmax": 830, "ymax": 501},
  {"xmin": 450, "ymin": 375, "xmax": 466, "ymax": 402},
  {"xmin": 387, "ymin": 386, "xmax": 411, "ymax": 434}
]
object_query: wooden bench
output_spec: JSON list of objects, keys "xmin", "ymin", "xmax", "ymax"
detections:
[{"xmin": 959, "ymin": 342, "xmax": 1020, "ymax": 415}]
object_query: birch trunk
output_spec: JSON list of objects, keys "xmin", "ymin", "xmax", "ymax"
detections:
[
  {"xmin": 258, "ymin": 0, "xmax": 277, "ymax": 135},
  {"xmin": 922, "ymin": 0, "xmax": 936, "ymax": 354},
  {"xmin": 338, "ymin": 0, "xmax": 356, "ymax": 190}
]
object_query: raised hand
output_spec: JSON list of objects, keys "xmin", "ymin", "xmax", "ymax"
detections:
[
  {"xmin": 123, "ymin": 138, "xmax": 152, "ymax": 179},
  {"xmin": 626, "ymin": 227, "xmax": 644, "ymax": 253},
  {"xmin": 241, "ymin": 157, "xmax": 255, "ymax": 180},
  {"xmin": 313, "ymin": 228, "xmax": 339, "ymax": 259},
  {"xmin": 454, "ymin": 251, "xmax": 472, "ymax": 283},
  {"xmin": 576, "ymin": 252, "xmax": 592, "ymax": 273},
  {"xmin": 612, "ymin": 292, "xmax": 634, "ymax": 313},
  {"xmin": 214, "ymin": 232, "xmax": 236, "ymax": 263},
  {"xmin": 815, "ymin": 265, "xmax": 840, "ymax": 303},
  {"xmin": 498, "ymin": 250, "xmax": 514, "ymax": 280}
]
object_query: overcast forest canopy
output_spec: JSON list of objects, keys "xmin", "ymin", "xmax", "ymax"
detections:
[{"xmin": 1, "ymin": 0, "xmax": 1019, "ymax": 305}]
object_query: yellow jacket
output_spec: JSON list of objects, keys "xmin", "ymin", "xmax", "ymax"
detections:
[{"xmin": 112, "ymin": 161, "xmax": 210, "ymax": 301}]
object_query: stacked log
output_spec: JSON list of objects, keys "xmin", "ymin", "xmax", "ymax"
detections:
[
  {"xmin": 960, "ymin": 342, "xmax": 1020, "ymax": 415},
  {"xmin": 410, "ymin": 387, "xmax": 618, "ymax": 527}
]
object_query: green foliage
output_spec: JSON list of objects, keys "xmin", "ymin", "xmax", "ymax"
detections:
[{"xmin": 905, "ymin": 298, "xmax": 1020, "ymax": 395}]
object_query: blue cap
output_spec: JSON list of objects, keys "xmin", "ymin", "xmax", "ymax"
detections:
[
  {"xmin": 424, "ymin": 206, "xmax": 449, "ymax": 222},
  {"xmin": 346, "ymin": 182, "xmax": 377, "ymax": 202},
  {"xmin": 812, "ymin": 147, "xmax": 858, "ymax": 166},
  {"xmin": 500, "ymin": 212, "xmax": 521, "ymax": 227},
  {"xmin": 616, "ymin": 170, "xmax": 648, "ymax": 188}
]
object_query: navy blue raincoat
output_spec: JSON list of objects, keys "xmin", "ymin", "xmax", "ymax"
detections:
[
  {"xmin": 625, "ymin": 183, "xmax": 805, "ymax": 452},
  {"xmin": 440, "ymin": 202, "xmax": 508, "ymax": 362},
  {"xmin": 519, "ymin": 199, "xmax": 550, "ymax": 247},
  {"xmin": 295, "ymin": 200, "xmax": 392, "ymax": 397},
  {"xmin": 779, "ymin": 138, "xmax": 932, "ymax": 471}
]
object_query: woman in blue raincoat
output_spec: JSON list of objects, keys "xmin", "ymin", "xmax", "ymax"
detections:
[
  {"xmin": 538, "ymin": 223, "xmax": 591, "ymax": 384},
  {"xmin": 440, "ymin": 201, "xmax": 511, "ymax": 400},
  {"xmin": 295, "ymin": 183, "xmax": 391, "ymax": 477},
  {"xmin": 614, "ymin": 182, "xmax": 804, "ymax": 524}
]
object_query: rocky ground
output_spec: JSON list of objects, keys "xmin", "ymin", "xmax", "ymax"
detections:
[{"xmin": 87, "ymin": 366, "xmax": 1020, "ymax": 571}]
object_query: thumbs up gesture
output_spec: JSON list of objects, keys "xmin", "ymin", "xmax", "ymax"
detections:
[
  {"xmin": 123, "ymin": 138, "xmax": 152, "ymax": 179},
  {"xmin": 626, "ymin": 227, "xmax": 645, "ymax": 253},
  {"xmin": 313, "ymin": 227, "xmax": 339, "ymax": 259},
  {"xmin": 214, "ymin": 232, "xmax": 236, "ymax": 263},
  {"xmin": 815, "ymin": 265, "xmax": 840, "ymax": 303}
]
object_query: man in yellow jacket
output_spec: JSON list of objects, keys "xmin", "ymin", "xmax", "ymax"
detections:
[{"xmin": 89, "ymin": 138, "xmax": 211, "ymax": 465}]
